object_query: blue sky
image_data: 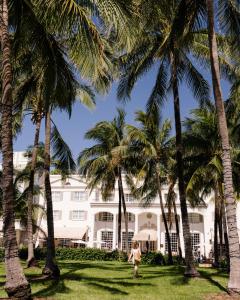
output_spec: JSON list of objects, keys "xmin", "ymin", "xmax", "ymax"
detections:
[{"xmin": 13, "ymin": 66, "xmax": 230, "ymax": 159}]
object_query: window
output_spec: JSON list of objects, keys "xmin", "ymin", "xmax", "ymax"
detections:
[
  {"xmin": 122, "ymin": 232, "xmax": 134, "ymax": 251},
  {"xmin": 53, "ymin": 210, "xmax": 62, "ymax": 221},
  {"xmin": 101, "ymin": 231, "xmax": 113, "ymax": 250},
  {"xmin": 52, "ymin": 191, "xmax": 62, "ymax": 202},
  {"xmin": 121, "ymin": 213, "xmax": 135, "ymax": 222},
  {"xmin": 165, "ymin": 232, "xmax": 178, "ymax": 253},
  {"xmin": 97, "ymin": 212, "xmax": 113, "ymax": 222},
  {"xmin": 58, "ymin": 239, "xmax": 70, "ymax": 247},
  {"xmin": 125, "ymin": 194, "xmax": 134, "ymax": 202},
  {"xmin": 188, "ymin": 213, "xmax": 203, "ymax": 224},
  {"xmin": 70, "ymin": 210, "xmax": 86, "ymax": 221},
  {"xmin": 71, "ymin": 191, "xmax": 87, "ymax": 202},
  {"xmin": 191, "ymin": 233, "xmax": 200, "ymax": 250}
]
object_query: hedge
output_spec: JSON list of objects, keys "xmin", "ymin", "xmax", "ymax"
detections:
[{"xmin": 0, "ymin": 247, "xmax": 166, "ymax": 265}]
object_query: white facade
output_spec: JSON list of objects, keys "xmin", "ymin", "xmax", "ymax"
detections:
[
  {"xmin": 37, "ymin": 174, "xmax": 240, "ymax": 258},
  {"xmin": 3, "ymin": 152, "xmax": 240, "ymax": 258}
]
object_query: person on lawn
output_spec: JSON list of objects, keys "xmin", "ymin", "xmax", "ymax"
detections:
[{"xmin": 128, "ymin": 241, "xmax": 141, "ymax": 278}]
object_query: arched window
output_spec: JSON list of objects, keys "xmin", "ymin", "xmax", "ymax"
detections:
[{"xmin": 188, "ymin": 213, "xmax": 203, "ymax": 224}]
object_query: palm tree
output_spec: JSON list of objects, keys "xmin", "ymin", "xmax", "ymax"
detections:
[
  {"xmin": 205, "ymin": 1, "xmax": 240, "ymax": 291},
  {"xmin": 78, "ymin": 109, "xmax": 130, "ymax": 252},
  {"xmin": 0, "ymin": 0, "xmax": 135, "ymax": 294},
  {"xmin": 126, "ymin": 109, "xmax": 174, "ymax": 264},
  {"xmin": 0, "ymin": 0, "xmax": 31, "ymax": 297},
  {"xmin": 117, "ymin": 0, "xmax": 213, "ymax": 275},
  {"xmin": 183, "ymin": 105, "xmax": 229, "ymax": 267}
]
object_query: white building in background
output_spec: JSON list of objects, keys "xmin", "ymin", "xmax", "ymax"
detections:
[
  {"xmin": 37, "ymin": 174, "xmax": 240, "ymax": 258},
  {"xmin": 4, "ymin": 152, "xmax": 240, "ymax": 258}
]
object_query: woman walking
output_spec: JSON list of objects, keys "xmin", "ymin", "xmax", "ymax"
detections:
[{"xmin": 128, "ymin": 241, "xmax": 141, "ymax": 278}]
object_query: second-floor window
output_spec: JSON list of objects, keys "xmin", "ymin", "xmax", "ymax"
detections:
[
  {"xmin": 70, "ymin": 210, "xmax": 86, "ymax": 221},
  {"xmin": 71, "ymin": 191, "xmax": 87, "ymax": 202},
  {"xmin": 53, "ymin": 210, "xmax": 62, "ymax": 221},
  {"xmin": 52, "ymin": 191, "xmax": 62, "ymax": 202},
  {"xmin": 97, "ymin": 212, "xmax": 113, "ymax": 222},
  {"xmin": 125, "ymin": 194, "xmax": 134, "ymax": 202}
]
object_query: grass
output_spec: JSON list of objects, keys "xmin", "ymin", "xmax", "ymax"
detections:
[{"xmin": 0, "ymin": 261, "xmax": 230, "ymax": 300}]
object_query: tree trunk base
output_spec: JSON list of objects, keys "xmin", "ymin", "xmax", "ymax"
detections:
[
  {"xmin": 227, "ymin": 288, "xmax": 240, "ymax": 296},
  {"xmin": 184, "ymin": 266, "xmax": 200, "ymax": 277},
  {"xmin": 5, "ymin": 282, "xmax": 31, "ymax": 299},
  {"xmin": 27, "ymin": 257, "xmax": 39, "ymax": 268},
  {"xmin": 42, "ymin": 264, "xmax": 60, "ymax": 279}
]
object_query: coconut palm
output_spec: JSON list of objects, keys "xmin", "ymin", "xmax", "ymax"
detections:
[
  {"xmin": 78, "ymin": 109, "xmax": 130, "ymax": 252},
  {"xmin": 0, "ymin": 0, "xmax": 31, "ymax": 297},
  {"xmin": 183, "ymin": 105, "xmax": 228, "ymax": 267},
  {"xmin": 174, "ymin": 0, "xmax": 240, "ymax": 291},
  {"xmin": 1, "ymin": 0, "xmax": 135, "ymax": 295},
  {"xmin": 117, "ymin": 0, "xmax": 214, "ymax": 276},
  {"xmin": 125, "ymin": 109, "xmax": 174, "ymax": 264}
]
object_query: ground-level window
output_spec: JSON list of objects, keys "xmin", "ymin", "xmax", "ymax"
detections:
[
  {"xmin": 58, "ymin": 239, "xmax": 71, "ymax": 247},
  {"xmin": 122, "ymin": 231, "xmax": 134, "ymax": 251},
  {"xmin": 165, "ymin": 232, "xmax": 178, "ymax": 253},
  {"xmin": 101, "ymin": 231, "xmax": 113, "ymax": 250},
  {"xmin": 191, "ymin": 233, "xmax": 200, "ymax": 250}
]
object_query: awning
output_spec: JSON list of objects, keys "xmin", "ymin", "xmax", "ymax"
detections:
[
  {"xmin": 71, "ymin": 240, "xmax": 88, "ymax": 244},
  {"xmin": 54, "ymin": 227, "xmax": 87, "ymax": 239},
  {"xmin": 132, "ymin": 229, "xmax": 157, "ymax": 241}
]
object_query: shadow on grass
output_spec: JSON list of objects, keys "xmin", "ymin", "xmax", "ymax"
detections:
[
  {"xmin": 27, "ymin": 262, "xmax": 228, "ymax": 298},
  {"xmin": 31, "ymin": 264, "xmax": 155, "ymax": 298},
  {"xmin": 198, "ymin": 269, "xmax": 227, "ymax": 293}
]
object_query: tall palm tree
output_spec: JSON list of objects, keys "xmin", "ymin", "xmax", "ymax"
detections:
[
  {"xmin": 0, "ymin": 0, "xmax": 135, "ymax": 295},
  {"xmin": 0, "ymin": 0, "xmax": 31, "ymax": 297},
  {"xmin": 183, "ymin": 105, "xmax": 229, "ymax": 267},
  {"xmin": 78, "ymin": 109, "xmax": 130, "ymax": 252},
  {"xmin": 126, "ymin": 109, "xmax": 174, "ymax": 264},
  {"xmin": 117, "ymin": 0, "xmax": 213, "ymax": 275},
  {"xmin": 205, "ymin": 1, "xmax": 240, "ymax": 291}
]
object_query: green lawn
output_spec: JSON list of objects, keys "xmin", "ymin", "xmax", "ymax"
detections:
[{"xmin": 0, "ymin": 261, "xmax": 230, "ymax": 299}]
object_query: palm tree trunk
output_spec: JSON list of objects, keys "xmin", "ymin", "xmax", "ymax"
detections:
[
  {"xmin": 42, "ymin": 110, "xmax": 60, "ymax": 278},
  {"xmin": 171, "ymin": 56, "xmax": 198, "ymax": 276},
  {"xmin": 0, "ymin": 0, "xmax": 31, "ymax": 297},
  {"xmin": 27, "ymin": 114, "xmax": 42, "ymax": 267},
  {"xmin": 157, "ymin": 174, "xmax": 173, "ymax": 265},
  {"xmin": 119, "ymin": 168, "xmax": 129, "ymax": 253},
  {"xmin": 173, "ymin": 196, "xmax": 182, "ymax": 259},
  {"xmin": 214, "ymin": 188, "xmax": 219, "ymax": 267},
  {"xmin": 218, "ymin": 200, "xmax": 223, "ymax": 260},
  {"xmin": 206, "ymin": 0, "xmax": 240, "ymax": 292},
  {"xmin": 222, "ymin": 198, "xmax": 230, "ymax": 272},
  {"xmin": 117, "ymin": 178, "xmax": 122, "ymax": 250}
]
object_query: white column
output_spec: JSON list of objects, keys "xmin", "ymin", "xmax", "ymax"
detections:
[
  {"xmin": 88, "ymin": 213, "xmax": 95, "ymax": 248},
  {"xmin": 157, "ymin": 214, "xmax": 161, "ymax": 251},
  {"xmin": 135, "ymin": 214, "xmax": 138, "ymax": 234},
  {"xmin": 112, "ymin": 214, "xmax": 117, "ymax": 250}
]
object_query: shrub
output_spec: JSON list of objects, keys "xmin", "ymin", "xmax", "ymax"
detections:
[
  {"xmin": 0, "ymin": 247, "xmax": 171, "ymax": 265},
  {"xmin": 141, "ymin": 252, "xmax": 165, "ymax": 265}
]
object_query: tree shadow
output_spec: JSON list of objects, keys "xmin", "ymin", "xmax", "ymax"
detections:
[
  {"xmin": 198, "ymin": 269, "xmax": 228, "ymax": 292},
  {"xmin": 33, "ymin": 279, "xmax": 71, "ymax": 298}
]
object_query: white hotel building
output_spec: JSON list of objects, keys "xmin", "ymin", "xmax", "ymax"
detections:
[{"xmin": 5, "ymin": 152, "xmax": 240, "ymax": 257}]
